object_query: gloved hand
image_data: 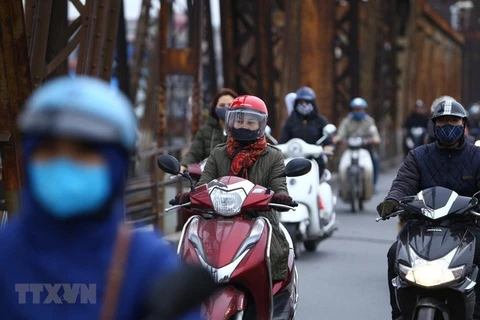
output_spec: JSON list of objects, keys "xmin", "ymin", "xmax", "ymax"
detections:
[
  {"xmin": 272, "ymin": 194, "xmax": 297, "ymax": 212},
  {"xmin": 376, "ymin": 200, "xmax": 399, "ymax": 219},
  {"xmin": 169, "ymin": 192, "xmax": 191, "ymax": 206}
]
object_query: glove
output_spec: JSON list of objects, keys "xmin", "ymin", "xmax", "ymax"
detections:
[
  {"xmin": 169, "ymin": 192, "xmax": 190, "ymax": 206},
  {"xmin": 376, "ymin": 200, "xmax": 399, "ymax": 219},
  {"xmin": 272, "ymin": 194, "xmax": 297, "ymax": 212}
]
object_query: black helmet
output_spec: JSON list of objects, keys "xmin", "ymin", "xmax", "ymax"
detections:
[{"xmin": 431, "ymin": 99, "xmax": 467, "ymax": 122}]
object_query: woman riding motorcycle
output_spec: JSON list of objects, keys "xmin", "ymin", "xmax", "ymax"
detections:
[
  {"xmin": 180, "ymin": 88, "xmax": 238, "ymax": 173},
  {"xmin": 173, "ymin": 95, "xmax": 296, "ymax": 281}
]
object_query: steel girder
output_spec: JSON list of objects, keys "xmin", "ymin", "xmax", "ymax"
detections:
[{"xmin": 0, "ymin": 0, "xmax": 32, "ymax": 213}]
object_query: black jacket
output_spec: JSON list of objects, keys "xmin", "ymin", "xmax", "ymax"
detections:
[
  {"xmin": 386, "ymin": 140, "xmax": 480, "ymax": 202},
  {"xmin": 279, "ymin": 112, "xmax": 333, "ymax": 146},
  {"xmin": 403, "ymin": 113, "xmax": 429, "ymax": 130}
]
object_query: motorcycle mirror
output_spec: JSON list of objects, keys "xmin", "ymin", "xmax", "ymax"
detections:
[
  {"xmin": 157, "ymin": 154, "xmax": 181, "ymax": 175},
  {"xmin": 284, "ymin": 158, "xmax": 312, "ymax": 177},
  {"xmin": 471, "ymin": 190, "xmax": 480, "ymax": 205},
  {"xmin": 322, "ymin": 124, "xmax": 337, "ymax": 137},
  {"xmin": 264, "ymin": 126, "xmax": 278, "ymax": 145}
]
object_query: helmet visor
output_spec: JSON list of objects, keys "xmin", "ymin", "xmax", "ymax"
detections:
[
  {"xmin": 18, "ymin": 108, "xmax": 121, "ymax": 146},
  {"xmin": 226, "ymin": 109, "xmax": 267, "ymax": 141}
]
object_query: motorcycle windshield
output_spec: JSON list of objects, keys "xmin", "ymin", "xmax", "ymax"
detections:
[
  {"xmin": 403, "ymin": 224, "xmax": 474, "ymax": 261},
  {"xmin": 403, "ymin": 186, "xmax": 473, "ymax": 219}
]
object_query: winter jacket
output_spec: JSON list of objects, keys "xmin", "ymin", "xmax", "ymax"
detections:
[
  {"xmin": 385, "ymin": 140, "xmax": 480, "ymax": 203},
  {"xmin": 402, "ymin": 113, "xmax": 429, "ymax": 130},
  {"xmin": 0, "ymin": 139, "xmax": 200, "ymax": 320},
  {"xmin": 198, "ymin": 143, "xmax": 289, "ymax": 281},
  {"xmin": 181, "ymin": 116, "xmax": 226, "ymax": 166},
  {"xmin": 279, "ymin": 112, "xmax": 333, "ymax": 146},
  {"xmin": 335, "ymin": 114, "xmax": 381, "ymax": 141},
  {"xmin": 198, "ymin": 143, "xmax": 288, "ymax": 194}
]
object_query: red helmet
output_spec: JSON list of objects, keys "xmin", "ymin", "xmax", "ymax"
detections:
[{"xmin": 226, "ymin": 95, "xmax": 268, "ymax": 142}]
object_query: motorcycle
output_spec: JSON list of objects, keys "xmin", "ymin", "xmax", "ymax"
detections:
[
  {"xmin": 377, "ymin": 186, "xmax": 480, "ymax": 319},
  {"xmin": 338, "ymin": 137, "xmax": 374, "ymax": 213},
  {"xmin": 404, "ymin": 126, "xmax": 427, "ymax": 156},
  {"xmin": 157, "ymin": 154, "xmax": 312, "ymax": 319},
  {"xmin": 265, "ymin": 124, "xmax": 338, "ymax": 257}
]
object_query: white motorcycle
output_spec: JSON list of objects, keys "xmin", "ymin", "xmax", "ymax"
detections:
[
  {"xmin": 338, "ymin": 137, "xmax": 374, "ymax": 212},
  {"xmin": 266, "ymin": 124, "xmax": 338, "ymax": 257}
]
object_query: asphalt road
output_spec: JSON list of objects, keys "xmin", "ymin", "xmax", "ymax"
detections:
[{"xmin": 294, "ymin": 166, "xmax": 400, "ymax": 320}]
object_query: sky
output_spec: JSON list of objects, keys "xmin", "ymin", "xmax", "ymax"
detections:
[{"xmin": 67, "ymin": 0, "xmax": 221, "ymax": 26}]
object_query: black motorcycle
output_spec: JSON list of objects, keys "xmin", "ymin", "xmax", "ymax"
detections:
[{"xmin": 377, "ymin": 186, "xmax": 480, "ymax": 319}]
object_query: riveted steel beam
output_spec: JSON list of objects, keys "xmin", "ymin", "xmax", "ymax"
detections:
[{"xmin": 0, "ymin": 0, "xmax": 33, "ymax": 213}]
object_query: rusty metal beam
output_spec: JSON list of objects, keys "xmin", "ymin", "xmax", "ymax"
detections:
[
  {"xmin": 204, "ymin": 0, "xmax": 218, "ymax": 102},
  {"xmin": 0, "ymin": 0, "xmax": 33, "ymax": 213},
  {"xmin": 115, "ymin": 0, "xmax": 131, "ymax": 99},
  {"xmin": 219, "ymin": 0, "xmax": 237, "ymax": 90},
  {"xmin": 27, "ymin": 0, "xmax": 121, "ymax": 88},
  {"xmin": 130, "ymin": 0, "xmax": 152, "ymax": 100},
  {"xmin": 333, "ymin": 0, "xmax": 361, "ymax": 122}
]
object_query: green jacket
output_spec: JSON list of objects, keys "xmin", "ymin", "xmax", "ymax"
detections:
[
  {"xmin": 180, "ymin": 116, "xmax": 226, "ymax": 166},
  {"xmin": 198, "ymin": 143, "xmax": 288, "ymax": 195}
]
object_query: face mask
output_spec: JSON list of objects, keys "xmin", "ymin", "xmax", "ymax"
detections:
[
  {"xmin": 215, "ymin": 107, "xmax": 227, "ymax": 121},
  {"xmin": 351, "ymin": 112, "xmax": 366, "ymax": 121},
  {"xmin": 28, "ymin": 157, "xmax": 111, "ymax": 219},
  {"xmin": 435, "ymin": 124, "xmax": 464, "ymax": 144},
  {"xmin": 231, "ymin": 127, "xmax": 259, "ymax": 144},
  {"xmin": 296, "ymin": 102, "xmax": 314, "ymax": 116}
]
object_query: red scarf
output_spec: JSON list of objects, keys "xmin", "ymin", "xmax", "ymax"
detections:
[{"xmin": 227, "ymin": 136, "xmax": 267, "ymax": 179}]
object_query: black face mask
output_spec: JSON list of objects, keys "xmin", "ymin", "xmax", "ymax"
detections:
[
  {"xmin": 231, "ymin": 127, "xmax": 259, "ymax": 145},
  {"xmin": 215, "ymin": 107, "xmax": 227, "ymax": 121}
]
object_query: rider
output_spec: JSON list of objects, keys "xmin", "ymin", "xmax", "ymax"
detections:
[
  {"xmin": 402, "ymin": 99, "xmax": 429, "ymax": 156},
  {"xmin": 180, "ymin": 88, "xmax": 238, "ymax": 173},
  {"xmin": 332, "ymin": 97, "xmax": 381, "ymax": 189},
  {"xmin": 0, "ymin": 76, "xmax": 201, "ymax": 319},
  {"xmin": 377, "ymin": 99, "xmax": 480, "ymax": 320},
  {"xmin": 173, "ymin": 95, "xmax": 296, "ymax": 282},
  {"xmin": 279, "ymin": 86, "xmax": 334, "ymax": 178}
]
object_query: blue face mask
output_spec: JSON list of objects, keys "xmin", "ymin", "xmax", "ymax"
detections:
[
  {"xmin": 28, "ymin": 157, "xmax": 112, "ymax": 219},
  {"xmin": 435, "ymin": 124, "xmax": 464, "ymax": 144},
  {"xmin": 351, "ymin": 112, "xmax": 366, "ymax": 121},
  {"xmin": 215, "ymin": 107, "xmax": 227, "ymax": 121}
]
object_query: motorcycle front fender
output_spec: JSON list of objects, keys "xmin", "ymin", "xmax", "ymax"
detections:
[
  {"xmin": 279, "ymin": 203, "xmax": 309, "ymax": 223},
  {"xmin": 202, "ymin": 286, "xmax": 246, "ymax": 320}
]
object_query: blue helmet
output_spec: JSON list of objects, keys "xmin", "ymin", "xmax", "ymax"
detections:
[
  {"xmin": 18, "ymin": 76, "xmax": 138, "ymax": 154},
  {"xmin": 349, "ymin": 97, "xmax": 368, "ymax": 109},
  {"xmin": 295, "ymin": 86, "xmax": 316, "ymax": 103}
]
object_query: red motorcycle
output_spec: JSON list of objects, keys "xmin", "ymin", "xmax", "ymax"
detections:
[{"xmin": 157, "ymin": 155, "xmax": 310, "ymax": 319}]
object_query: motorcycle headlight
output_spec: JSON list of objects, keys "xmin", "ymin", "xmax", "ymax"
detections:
[
  {"xmin": 398, "ymin": 247, "xmax": 464, "ymax": 287},
  {"xmin": 210, "ymin": 188, "xmax": 246, "ymax": 216}
]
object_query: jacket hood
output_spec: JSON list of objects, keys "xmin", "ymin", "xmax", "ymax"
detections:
[{"xmin": 17, "ymin": 135, "xmax": 128, "ymax": 248}]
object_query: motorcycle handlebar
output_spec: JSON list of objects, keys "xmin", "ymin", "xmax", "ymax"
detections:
[
  {"xmin": 164, "ymin": 202, "xmax": 191, "ymax": 212},
  {"xmin": 270, "ymin": 203, "xmax": 297, "ymax": 211},
  {"xmin": 375, "ymin": 209, "xmax": 405, "ymax": 222}
]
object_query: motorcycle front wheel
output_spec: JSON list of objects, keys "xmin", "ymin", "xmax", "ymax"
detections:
[{"xmin": 415, "ymin": 306, "xmax": 440, "ymax": 320}]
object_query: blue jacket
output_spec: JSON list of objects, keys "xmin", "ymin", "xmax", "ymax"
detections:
[
  {"xmin": 386, "ymin": 140, "xmax": 480, "ymax": 202},
  {"xmin": 0, "ymin": 140, "xmax": 201, "ymax": 320}
]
